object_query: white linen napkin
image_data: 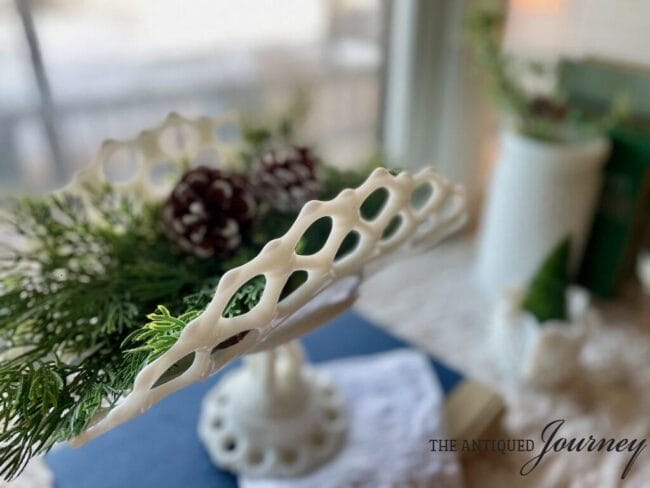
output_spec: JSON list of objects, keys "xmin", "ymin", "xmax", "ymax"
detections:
[{"xmin": 241, "ymin": 349, "xmax": 462, "ymax": 488}]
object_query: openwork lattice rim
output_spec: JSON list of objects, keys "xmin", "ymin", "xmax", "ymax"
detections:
[{"xmin": 66, "ymin": 113, "xmax": 466, "ymax": 446}]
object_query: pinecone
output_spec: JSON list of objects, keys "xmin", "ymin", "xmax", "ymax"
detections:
[
  {"xmin": 529, "ymin": 97, "xmax": 568, "ymax": 122},
  {"xmin": 250, "ymin": 146, "xmax": 321, "ymax": 213},
  {"xmin": 162, "ymin": 166, "xmax": 257, "ymax": 258}
]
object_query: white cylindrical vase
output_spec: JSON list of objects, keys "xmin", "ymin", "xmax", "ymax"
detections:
[{"xmin": 477, "ymin": 130, "xmax": 609, "ymax": 299}]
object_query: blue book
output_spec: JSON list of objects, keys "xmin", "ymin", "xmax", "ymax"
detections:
[{"xmin": 46, "ymin": 311, "xmax": 489, "ymax": 488}]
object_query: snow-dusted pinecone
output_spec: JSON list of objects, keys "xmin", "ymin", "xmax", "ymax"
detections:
[
  {"xmin": 529, "ymin": 97, "xmax": 568, "ymax": 122},
  {"xmin": 162, "ymin": 166, "xmax": 256, "ymax": 258},
  {"xmin": 250, "ymin": 146, "xmax": 321, "ymax": 213}
]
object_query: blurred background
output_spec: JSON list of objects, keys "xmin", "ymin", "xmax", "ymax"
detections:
[
  {"xmin": 2, "ymin": 0, "xmax": 650, "ymax": 485},
  {"xmin": 0, "ymin": 0, "xmax": 385, "ymax": 190},
  {"xmin": 2, "ymin": 0, "xmax": 648, "ymax": 296}
]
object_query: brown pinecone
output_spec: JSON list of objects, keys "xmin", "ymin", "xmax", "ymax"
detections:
[
  {"xmin": 162, "ymin": 166, "xmax": 256, "ymax": 258},
  {"xmin": 528, "ymin": 97, "xmax": 568, "ymax": 122},
  {"xmin": 250, "ymin": 146, "xmax": 321, "ymax": 213}
]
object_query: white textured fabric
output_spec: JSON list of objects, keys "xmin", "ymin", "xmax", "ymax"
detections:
[
  {"xmin": 356, "ymin": 238, "xmax": 650, "ymax": 487},
  {"xmin": 241, "ymin": 350, "xmax": 462, "ymax": 488}
]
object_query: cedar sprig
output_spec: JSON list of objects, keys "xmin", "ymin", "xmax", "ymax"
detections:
[
  {"xmin": 0, "ymin": 159, "xmax": 377, "ymax": 479},
  {"xmin": 466, "ymin": 2, "xmax": 626, "ymax": 142},
  {"xmin": 0, "ymin": 186, "xmax": 261, "ymax": 479},
  {"xmin": 125, "ymin": 275, "xmax": 267, "ymax": 363}
]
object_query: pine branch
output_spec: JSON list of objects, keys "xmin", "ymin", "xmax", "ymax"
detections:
[
  {"xmin": 125, "ymin": 275, "xmax": 266, "ymax": 363},
  {"xmin": 0, "ymin": 187, "xmax": 260, "ymax": 479},
  {"xmin": 465, "ymin": 2, "xmax": 625, "ymax": 141},
  {"xmin": 0, "ymin": 162, "xmax": 373, "ymax": 479}
]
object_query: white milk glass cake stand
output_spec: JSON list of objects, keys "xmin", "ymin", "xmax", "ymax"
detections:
[{"xmin": 66, "ymin": 113, "xmax": 467, "ymax": 478}]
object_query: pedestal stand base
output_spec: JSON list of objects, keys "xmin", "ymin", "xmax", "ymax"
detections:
[{"xmin": 198, "ymin": 343, "xmax": 346, "ymax": 478}]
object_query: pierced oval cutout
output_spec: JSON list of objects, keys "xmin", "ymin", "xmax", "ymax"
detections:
[
  {"xmin": 324, "ymin": 406, "xmax": 339, "ymax": 421},
  {"xmin": 335, "ymin": 231, "xmax": 360, "ymax": 261},
  {"xmin": 149, "ymin": 160, "xmax": 180, "ymax": 187},
  {"xmin": 382, "ymin": 215, "xmax": 402, "ymax": 240},
  {"xmin": 216, "ymin": 121, "xmax": 241, "ymax": 143},
  {"xmin": 247, "ymin": 449, "xmax": 264, "ymax": 465},
  {"xmin": 103, "ymin": 147, "xmax": 141, "ymax": 183},
  {"xmin": 159, "ymin": 123, "xmax": 199, "ymax": 158},
  {"xmin": 279, "ymin": 448, "xmax": 298, "ymax": 465},
  {"xmin": 210, "ymin": 330, "xmax": 252, "ymax": 357},
  {"xmin": 360, "ymin": 187, "xmax": 389, "ymax": 221},
  {"xmin": 410, "ymin": 183, "xmax": 434, "ymax": 210},
  {"xmin": 222, "ymin": 275, "xmax": 266, "ymax": 318},
  {"xmin": 310, "ymin": 429, "xmax": 326, "ymax": 447},
  {"xmin": 153, "ymin": 352, "xmax": 196, "ymax": 388},
  {"xmin": 412, "ymin": 214, "xmax": 436, "ymax": 244},
  {"xmin": 296, "ymin": 217, "xmax": 332, "ymax": 256},
  {"xmin": 280, "ymin": 270, "xmax": 308, "ymax": 301},
  {"xmin": 222, "ymin": 436, "xmax": 238, "ymax": 452}
]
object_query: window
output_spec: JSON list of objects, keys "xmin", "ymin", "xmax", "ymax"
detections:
[{"xmin": 0, "ymin": 0, "xmax": 386, "ymax": 191}]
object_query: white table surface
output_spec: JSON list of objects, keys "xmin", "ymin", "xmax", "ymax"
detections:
[
  {"xmin": 356, "ymin": 237, "xmax": 650, "ymax": 488},
  {"xmin": 5, "ymin": 237, "xmax": 649, "ymax": 488}
]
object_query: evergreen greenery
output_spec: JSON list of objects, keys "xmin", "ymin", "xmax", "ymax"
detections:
[
  {"xmin": 522, "ymin": 237, "xmax": 571, "ymax": 323},
  {"xmin": 239, "ymin": 90, "xmax": 311, "ymax": 169},
  {"xmin": 0, "ymin": 156, "xmax": 381, "ymax": 479},
  {"xmin": 466, "ymin": 2, "xmax": 625, "ymax": 142},
  {"xmin": 0, "ymin": 186, "xmax": 239, "ymax": 479}
]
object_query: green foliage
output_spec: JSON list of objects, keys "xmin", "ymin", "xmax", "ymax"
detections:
[
  {"xmin": 124, "ymin": 306, "xmax": 202, "ymax": 363},
  {"xmin": 465, "ymin": 3, "xmax": 528, "ymax": 119},
  {"xmin": 522, "ymin": 237, "xmax": 571, "ymax": 323},
  {"xmin": 320, "ymin": 153, "xmax": 387, "ymax": 201},
  {"xmin": 240, "ymin": 90, "xmax": 311, "ymax": 168},
  {"xmin": 0, "ymin": 187, "xmax": 266, "ymax": 479},
  {"xmin": 466, "ymin": 2, "xmax": 625, "ymax": 142},
  {"xmin": 221, "ymin": 275, "xmax": 267, "ymax": 318},
  {"xmin": 0, "ymin": 89, "xmax": 384, "ymax": 477}
]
